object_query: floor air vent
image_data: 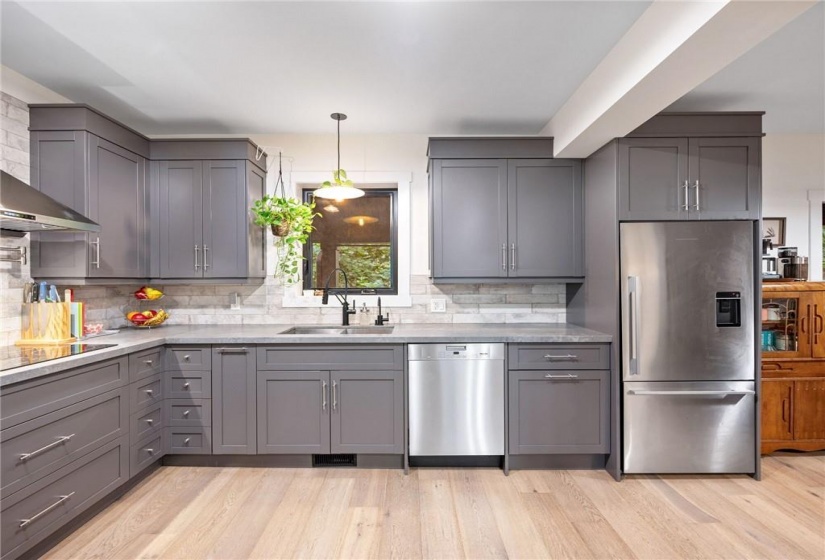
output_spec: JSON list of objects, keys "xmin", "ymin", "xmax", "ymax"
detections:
[{"xmin": 313, "ymin": 454, "xmax": 357, "ymax": 467}]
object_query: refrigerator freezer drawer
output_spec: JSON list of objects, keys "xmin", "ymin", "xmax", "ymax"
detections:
[{"xmin": 623, "ymin": 381, "xmax": 756, "ymax": 474}]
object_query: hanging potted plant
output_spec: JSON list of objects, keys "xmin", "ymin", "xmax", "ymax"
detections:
[{"xmin": 251, "ymin": 154, "xmax": 320, "ymax": 286}]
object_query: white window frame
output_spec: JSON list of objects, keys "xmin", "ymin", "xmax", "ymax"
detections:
[{"xmin": 279, "ymin": 171, "xmax": 412, "ymax": 308}]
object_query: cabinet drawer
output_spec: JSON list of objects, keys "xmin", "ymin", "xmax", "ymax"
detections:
[
  {"xmin": 1, "ymin": 438, "xmax": 128, "ymax": 560},
  {"xmin": 762, "ymin": 360, "xmax": 825, "ymax": 378},
  {"xmin": 1, "ymin": 358, "xmax": 127, "ymax": 430},
  {"xmin": 130, "ymin": 404, "xmax": 163, "ymax": 444},
  {"xmin": 166, "ymin": 346, "xmax": 211, "ymax": 371},
  {"xmin": 1, "ymin": 388, "xmax": 128, "ymax": 500},
  {"xmin": 166, "ymin": 372, "xmax": 211, "ymax": 399},
  {"xmin": 167, "ymin": 428, "xmax": 211, "ymax": 454},
  {"xmin": 257, "ymin": 345, "xmax": 403, "ymax": 371},
  {"xmin": 128, "ymin": 348, "xmax": 163, "ymax": 383},
  {"xmin": 508, "ymin": 370, "xmax": 609, "ymax": 454},
  {"xmin": 166, "ymin": 399, "xmax": 211, "ymax": 427},
  {"xmin": 508, "ymin": 344, "xmax": 609, "ymax": 370},
  {"xmin": 130, "ymin": 433, "xmax": 164, "ymax": 477},
  {"xmin": 130, "ymin": 374, "xmax": 163, "ymax": 411}
]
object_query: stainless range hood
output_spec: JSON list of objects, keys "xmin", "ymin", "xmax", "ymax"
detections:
[{"xmin": 0, "ymin": 170, "xmax": 100, "ymax": 234}]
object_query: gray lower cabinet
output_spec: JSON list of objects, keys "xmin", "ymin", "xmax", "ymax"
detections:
[
  {"xmin": 212, "ymin": 346, "xmax": 256, "ymax": 454},
  {"xmin": 29, "ymin": 120, "xmax": 149, "ymax": 280},
  {"xmin": 429, "ymin": 154, "xmax": 583, "ymax": 281},
  {"xmin": 509, "ymin": 370, "xmax": 609, "ymax": 454},
  {"xmin": 618, "ymin": 136, "xmax": 760, "ymax": 221},
  {"xmin": 154, "ymin": 156, "xmax": 265, "ymax": 280},
  {"xmin": 256, "ymin": 364, "xmax": 404, "ymax": 455}
]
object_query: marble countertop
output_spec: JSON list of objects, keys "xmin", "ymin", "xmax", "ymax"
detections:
[{"xmin": 0, "ymin": 323, "xmax": 611, "ymax": 386}]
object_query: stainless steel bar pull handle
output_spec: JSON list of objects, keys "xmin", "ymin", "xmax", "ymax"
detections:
[
  {"xmin": 544, "ymin": 373, "xmax": 579, "ymax": 379},
  {"xmin": 322, "ymin": 381, "xmax": 328, "ymax": 411},
  {"xmin": 144, "ymin": 359, "xmax": 153, "ymax": 366},
  {"xmin": 194, "ymin": 245, "xmax": 200, "ymax": 271},
  {"xmin": 203, "ymin": 245, "xmax": 210, "ymax": 270},
  {"xmin": 543, "ymin": 354, "xmax": 578, "ymax": 361},
  {"xmin": 19, "ymin": 434, "xmax": 75, "ymax": 462},
  {"xmin": 629, "ymin": 390, "xmax": 755, "ymax": 396},
  {"xmin": 628, "ymin": 276, "xmax": 640, "ymax": 375},
  {"xmin": 182, "ymin": 410, "xmax": 190, "ymax": 417},
  {"xmin": 681, "ymin": 180, "xmax": 690, "ymax": 211},
  {"xmin": 216, "ymin": 347, "xmax": 248, "ymax": 353},
  {"xmin": 693, "ymin": 180, "xmax": 700, "ymax": 211},
  {"xmin": 332, "ymin": 381, "xmax": 338, "ymax": 411},
  {"xmin": 145, "ymin": 418, "xmax": 153, "ymax": 425},
  {"xmin": 19, "ymin": 492, "xmax": 75, "ymax": 528},
  {"xmin": 91, "ymin": 238, "xmax": 101, "ymax": 268},
  {"xmin": 510, "ymin": 243, "xmax": 516, "ymax": 271},
  {"xmin": 145, "ymin": 389, "xmax": 154, "ymax": 396},
  {"xmin": 182, "ymin": 382, "xmax": 190, "ymax": 389},
  {"xmin": 501, "ymin": 244, "xmax": 507, "ymax": 270}
]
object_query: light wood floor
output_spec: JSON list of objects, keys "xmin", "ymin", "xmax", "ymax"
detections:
[{"xmin": 44, "ymin": 455, "xmax": 824, "ymax": 560}]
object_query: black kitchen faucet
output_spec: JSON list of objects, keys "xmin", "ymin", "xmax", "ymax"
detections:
[{"xmin": 321, "ymin": 268, "xmax": 356, "ymax": 326}]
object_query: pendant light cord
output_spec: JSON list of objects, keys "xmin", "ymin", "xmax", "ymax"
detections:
[{"xmin": 337, "ymin": 117, "xmax": 341, "ymax": 174}]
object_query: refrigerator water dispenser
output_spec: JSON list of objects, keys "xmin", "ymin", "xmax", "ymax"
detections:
[{"xmin": 716, "ymin": 292, "xmax": 742, "ymax": 327}]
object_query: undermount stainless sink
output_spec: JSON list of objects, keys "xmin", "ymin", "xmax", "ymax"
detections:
[{"xmin": 278, "ymin": 326, "xmax": 395, "ymax": 335}]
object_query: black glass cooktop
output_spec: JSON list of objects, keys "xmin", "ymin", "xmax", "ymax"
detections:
[{"xmin": 0, "ymin": 343, "xmax": 117, "ymax": 372}]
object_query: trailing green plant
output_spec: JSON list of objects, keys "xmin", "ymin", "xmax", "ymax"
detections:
[{"xmin": 251, "ymin": 194, "xmax": 320, "ymax": 286}]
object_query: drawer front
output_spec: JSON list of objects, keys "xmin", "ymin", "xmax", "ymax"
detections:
[
  {"xmin": 128, "ymin": 348, "xmax": 164, "ymax": 383},
  {"xmin": 130, "ymin": 404, "xmax": 163, "ymax": 444},
  {"xmin": 130, "ymin": 433, "xmax": 164, "ymax": 477},
  {"xmin": 166, "ymin": 372, "xmax": 211, "ymax": 399},
  {"xmin": 129, "ymin": 374, "xmax": 163, "ymax": 411},
  {"xmin": 1, "ymin": 358, "xmax": 127, "ymax": 430},
  {"xmin": 509, "ymin": 370, "xmax": 609, "ymax": 454},
  {"xmin": 1, "ymin": 388, "xmax": 128, "ymax": 500},
  {"xmin": 762, "ymin": 360, "xmax": 825, "ymax": 378},
  {"xmin": 509, "ymin": 344, "xmax": 610, "ymax": 370},
  {"xmin": 257, "ymin": 345, "xmax": 404, "ymax": 371},
  {"xmin": 1, "ymin": 438, "xmax": 128, "ymax": 560},
  {"xmin": 166, "ymin": 399, "xmax": 211, "ymax": 427},
  {"xmin": 166, "ymin": 346, "xmax": 211, "ymax": 371},
  {"xmin": 167, "ymin": 428, "xmax": 211, "ymax": 454}
]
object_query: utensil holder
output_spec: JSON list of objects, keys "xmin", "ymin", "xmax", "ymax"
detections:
[{"xmin": 16, "ymin": 302, "xmax": 76, "ymax": 345}]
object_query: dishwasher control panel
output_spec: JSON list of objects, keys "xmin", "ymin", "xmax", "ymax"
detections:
[{"xmin": 408, "ymin": 343, "xmax": 505, "ymax": 361}]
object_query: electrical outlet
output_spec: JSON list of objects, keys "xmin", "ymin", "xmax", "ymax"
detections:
[{"xmin": 430, "ymin": 298, "xmax": 446, "ymax": 313}]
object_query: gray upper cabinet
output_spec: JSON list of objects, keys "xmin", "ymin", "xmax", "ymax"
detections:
[
  {"xmin": 618, "ymin": 135, "xmax": 760, "ymax": 221},
  {"xmin": 429, "ymin": 138, "xmax": 583, "ymax": 282},
  {"xmin": 29, "ymin": 106, "xmax": 150, "ymax": 281},
  {"xmin": 152, "ymin": 143, "xmax": 266, "ymax": 280},
  {"xmin": 212, "ymin": 346, "xmax": 256, "ymax": 454}
]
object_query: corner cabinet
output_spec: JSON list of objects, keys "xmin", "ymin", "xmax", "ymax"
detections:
[
  {"xmin": 29, "ymin": 106, "xmax": 150, "ymax": 280},
  {"xmin": 428, "ymin": 138, "xmax": 582, "ymax": 282},
  {"xmin": 761, "ymin": 282, "xmax": 825, "ymax": 454},
  {"xmin": 151, "ymin": 140, "xmax": 266, "ymax": 281}
]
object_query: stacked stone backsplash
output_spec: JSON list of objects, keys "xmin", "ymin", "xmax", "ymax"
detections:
[{"xmin": 67, "ymin": 275, "xmax": 566, "ymax": 331}]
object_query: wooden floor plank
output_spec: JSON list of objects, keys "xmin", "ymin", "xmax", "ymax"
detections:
[{"xmin": 42, "ymin": 456, "xmax": 825, "ymax": 560}]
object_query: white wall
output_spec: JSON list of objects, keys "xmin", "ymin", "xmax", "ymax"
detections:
[{"xmin": 762, "ymin": 134, "xmax": 825, "ymax": 280}]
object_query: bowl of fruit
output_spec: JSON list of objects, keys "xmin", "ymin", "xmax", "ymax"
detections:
[
  {"xmin": 134, "ymin": 286, "xmax": 163, "ymax": 300},
  {"xmin": 126, "ymin": 309, "xmax": 169, "ymax": 328}
]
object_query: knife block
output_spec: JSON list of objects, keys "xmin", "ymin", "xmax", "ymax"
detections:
[{"xmin": 16, "ymin": 302, "xmax": 76, "ymax": 345}]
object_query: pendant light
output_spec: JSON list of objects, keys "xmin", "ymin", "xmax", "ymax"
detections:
[{"xmin": 314, "ymin": 113, "xmax": 364, "ymax": 200}]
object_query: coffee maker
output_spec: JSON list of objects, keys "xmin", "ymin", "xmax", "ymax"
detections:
[
  {"xmin": 777, "ymin": 247, "xmax": 809, "ymax": 280},
  {"xmin": 762, "ymin": 238, "xmax": 780, "ymax": 278}
]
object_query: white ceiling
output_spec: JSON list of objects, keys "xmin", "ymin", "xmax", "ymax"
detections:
[{"xmin": 1, "ymin": 1, "xmax": 822, "ymax": 137}]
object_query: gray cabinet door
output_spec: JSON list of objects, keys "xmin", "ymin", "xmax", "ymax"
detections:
[
  {"xmin": 618, "ymin": 138, "xmax": 689, "ymax": 221},
  {"xmin": 203, "ymin": 160, "xmax": 246, "ymax": 278},
  {"xmin": 87, "ymin": 135, "xmax": 147, "ymax": 278},
  {"xmin": 509, "ymin": 370, "xmax": 609, "ymax": 454},
  {"xmin": 688, "ymin": 137, "xmax": 760, "ymax": 220},
  {"xmin": 508, "ymin": 159, "xmax": 582, "ymax": 277},
  {"xmin": 158, "ymin": 160, "xmax": 203, "ymax": 278},
  {"xmin": 256, "ymin": 371, "xmax": 329, "ymax": 454},
  {"xmin": 246, "ymin": 163, "xmax": 267, "ymax": 278},
  {"xmin": 330, "ymin": 370, "xmax": 403, "ymax": 454},
  {"xmin": 212, "ymin": 347, "xmax": 256, "ymax": 454},
  {"xmin": 431, "ymin": 159, "xmax": 508, "ymax": 279}
]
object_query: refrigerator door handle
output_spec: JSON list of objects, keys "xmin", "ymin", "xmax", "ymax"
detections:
[
  {"xmin": 628, "ymin": 276, "xmax": 640, "ymax": 375},
  {"xmin": 628, "ymin": 390, "xmax": 755, "ymax": 396}
]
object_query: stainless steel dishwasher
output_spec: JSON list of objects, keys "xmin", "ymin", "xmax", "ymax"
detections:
[{"xmin": 408, "ymin": 343, "xmax": 505, "ymax": 456}]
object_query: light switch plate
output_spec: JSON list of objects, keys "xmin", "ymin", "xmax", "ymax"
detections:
[{"xmin": 430, "ymin": 298, "xmax": 446, "ymax": 313}]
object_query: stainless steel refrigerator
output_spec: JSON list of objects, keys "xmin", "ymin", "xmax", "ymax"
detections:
[{"xmin": 621, "ymin": 221, "xmax": 757, "ymax": 474}]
